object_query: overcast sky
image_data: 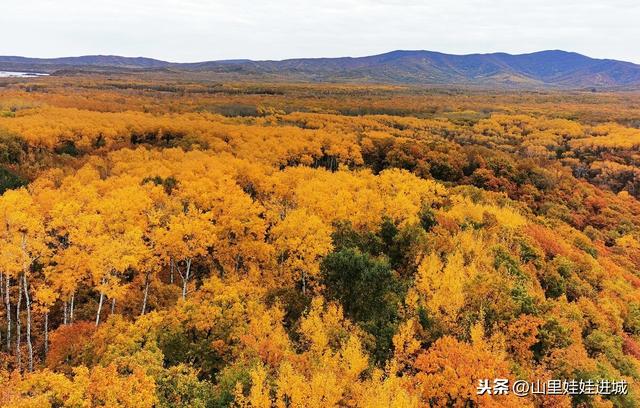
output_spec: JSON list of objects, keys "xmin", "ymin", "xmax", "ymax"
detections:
[{"xmin": 1, "ymin": 0, "xmax": 639, "ymax": 63}]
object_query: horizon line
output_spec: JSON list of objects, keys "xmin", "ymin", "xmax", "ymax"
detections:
[{"xmin": 1, "ymin": 49, "xmax": 637, "ymax": 66}]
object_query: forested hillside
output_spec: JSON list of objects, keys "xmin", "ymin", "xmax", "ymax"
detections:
[
  {"xmin": 4, "ymin": 50, "xmax": 640, "ymax": 88},
  {"xmin": 0, "ymin": 76, "xmax": 640, "ymax": 407}
]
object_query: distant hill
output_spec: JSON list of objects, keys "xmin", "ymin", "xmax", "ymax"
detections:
[
  {"xmin": 3, "ymin": 50, "xmax": 640, "ymax": 88},
  {"xmin": 0, "ymin": 55, "xmax": 170, "ymax": 72}
]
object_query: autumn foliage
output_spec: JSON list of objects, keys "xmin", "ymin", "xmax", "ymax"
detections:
[{"xmin": 0, "ymin": 76, "xmax": 639, "ymax": 407}]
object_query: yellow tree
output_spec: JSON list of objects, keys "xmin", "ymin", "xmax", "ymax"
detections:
[
  {"xmin": 33, "ymin": 283, "xmax": 58, "ymax": 359},
  {"xmin": 413, "ymin": 336, "xmax": 530, "ymax": 408},
  {"xmin": 40, "ymin": 168, "xmax": 97, "ymax": 325},
  {"xmin": 47, "ymin": 172, "xmax": 153, "ymax": 326},
  {"xmin": 208, "ymin": 191, "xmax": 272, "ymax": 279},
  {"xmin": 415, "ymin": 251, "xmax": 471, "ymax": 327},
  {"xmin": 271, "ymin": 209, "xmax": 333, "ymax": 294},
  {"xmin": 46, "ymin": 247, "xmax": 89, "ymax": 324},
  {"xmin": 0, "ymin": 364, "xmax": 157, "ymax": 407},
  {"xmin": 154, "ymin": 206, "xmax": 216, "ymax": 300},
  {"xmin": 0, "ymin": 188, "xmax": 48, "ymax": 373},
  {"xmin": 88, "ymin": 182, "xmax": 151, "ymax": 325},
  {"xmin": 270, "ymin": 298, "xmax": 369, "ymax": 408}
]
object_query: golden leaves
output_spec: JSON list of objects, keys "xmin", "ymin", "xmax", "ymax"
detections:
[{"xmin": 271, "ymin": 209, "xmax": 333, "ymax": 290}]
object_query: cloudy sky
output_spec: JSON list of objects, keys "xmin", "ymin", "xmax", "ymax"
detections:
[{"xmin": 1, "ymin": 0, "xmax": 639, "ymax": 63}]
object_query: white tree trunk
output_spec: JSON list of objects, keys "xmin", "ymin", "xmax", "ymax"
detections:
[
  {"xmin": 5, "ymin": 276, "xmax": 10, "ymax": 352},
  {"xmin": 180, "ymin": 258, "xmax": 192, "ymax": 300},
  {"xmin": 301, "ymin": 270, "xmax": 307, "ymax": 295},
  {"xmin": 95, "ymin": 290, "xmax": 104, "ymax": 327},
  {"xmin": 0, "ymin": 272, "xmax": 2, "ymax": 348},
  {"xmin": 70, "ymin": 293, "xmax": 75, "ymax": 323},
  {"xmin": 23, "ymin": 274, "xmax": 33, "ymax": 372},
  {"xmin": 141, "ymin": 273, "xmax": 150, "ymax": 316},
  {"xmin": 16, "ymin": 277, "xmax": 22, "ymax": 373},
  {"xmin": 44, "ymin": 312, "xmax": 48, "ymax": 357}
]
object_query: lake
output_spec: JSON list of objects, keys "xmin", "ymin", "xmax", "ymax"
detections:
[{"xmin": 0, "ymin": 71, "xmax": 48, "ymax": 78}]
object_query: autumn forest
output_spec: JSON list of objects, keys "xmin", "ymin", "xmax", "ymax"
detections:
[{"xmin": 0, "ymin": 76, "xmax": 640, "ymax": 407}]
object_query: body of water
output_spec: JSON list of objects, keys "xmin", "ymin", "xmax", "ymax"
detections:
[{"xmin": 0, "ymin": 71, "xmax": 49, "ymax": 78}]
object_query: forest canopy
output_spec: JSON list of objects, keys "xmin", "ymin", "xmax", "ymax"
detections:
[{"xmin": 0, "ymin": 76, "xmax": 639, "ymax": 407}]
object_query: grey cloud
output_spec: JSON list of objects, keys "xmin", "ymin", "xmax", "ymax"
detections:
[{"xmin": 0, "ymin": 0, "xmax": 638, "ymax": 63}]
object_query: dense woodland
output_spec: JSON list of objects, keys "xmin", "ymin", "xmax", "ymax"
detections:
[{"xmin": 0, "ymin": 76, "xmax": 640, "ymax": 407}]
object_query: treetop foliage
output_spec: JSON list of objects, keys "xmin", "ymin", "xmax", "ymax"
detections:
[{"xmin": 0, "ymin": 77, "xmax": 639, "ymax": 407}]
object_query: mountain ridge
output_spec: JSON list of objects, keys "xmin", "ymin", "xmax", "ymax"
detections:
[{"xmin": 2, "ymin": 50, "xmax": 640, "ymax": 88}]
